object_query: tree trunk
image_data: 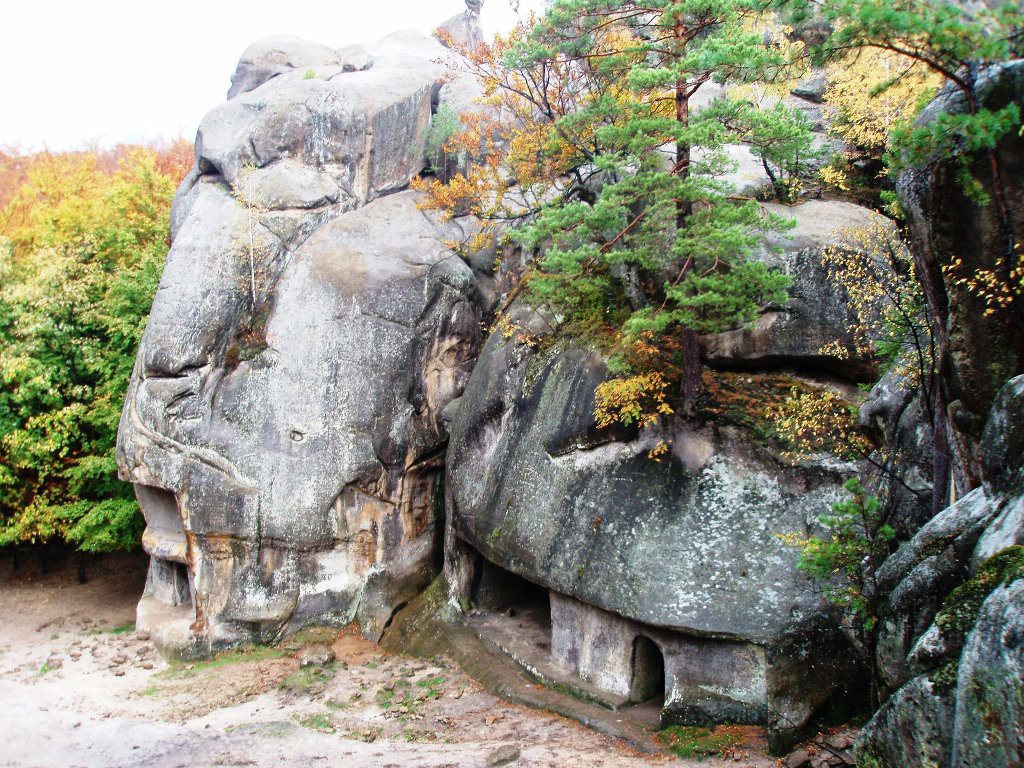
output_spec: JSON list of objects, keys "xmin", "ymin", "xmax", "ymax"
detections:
[
  {"xmin": 673, "ymin": 16, "xmax": 701, "ymax": 411},
  {"xmin": 674, "ymin": 18, "xmax": 692, "ymax": 225},
  {"xmin": 680, "ymin": 327, "xmax": 701, "ymax": 414}
]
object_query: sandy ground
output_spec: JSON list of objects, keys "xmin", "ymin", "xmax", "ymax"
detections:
[{"xmin": 0, "ymin": 553, "xmax": 772, "ymax": 768}]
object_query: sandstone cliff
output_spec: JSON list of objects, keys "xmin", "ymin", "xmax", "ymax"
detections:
[{"xmin": 115, "ymin": 7, "xmax": 1024, "ymax": 763}]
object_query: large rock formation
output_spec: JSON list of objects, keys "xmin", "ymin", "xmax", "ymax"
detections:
[
  {"xmin": 855, "ymin": 62, "xmax": 1024, "ymax": 766},
  {"xmin": 436, "ymin": 0, "xmax": 485, "ymax": 50},
  {"xmin": 443, "ymin": 203, "xmax": 886, "ymax": 751},
  {"xmin": 701, "ymin": 199, "xmax": 884, "ymax": 381},
  {"xmin": 857, "ymin": 375, "xmax": 1024, "ymax": 767},
  {"xmin": 117, "ymin": 25, "xmax": 493, "ymax": 657},
  {"xmin": 115, "ymin": 7, "xmax": 1023, "ymax": 763},
  {"xmin": 898, "ymin": 60, "xmax": 1024, "ymax": 489}
]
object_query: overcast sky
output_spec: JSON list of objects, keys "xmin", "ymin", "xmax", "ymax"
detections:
[{"xmin": 1, "ymin": 0, "xmax": 544, "ymax": 151}]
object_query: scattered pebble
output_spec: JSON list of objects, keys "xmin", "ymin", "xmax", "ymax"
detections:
[
  {"xmin": 298, "ymin": 645, "xmax": 336, "ymax": 668},
  {"xmin": 487, "ymin": 745, "xmax": 521, "ymax": 766}
]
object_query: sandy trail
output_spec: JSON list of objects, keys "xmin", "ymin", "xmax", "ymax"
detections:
[{"xmin": 0, "ymin": 553, "xmax": 770, "ymax": 768}]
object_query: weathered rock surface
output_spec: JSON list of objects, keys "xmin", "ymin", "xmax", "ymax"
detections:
[
  {"xmin": 952, "ymin": 580, "xmax": 1024, "ymax": 768},
  {"xmin": 702, "ymin": 200, "xmax": 887, "ymax": 380},
  {"xmin": 118, "ymin": 12, "xmax": 1024, "ymax": 766},
  {"xmin": 436, "ymin": 0, "xmax": 485, "ymax": 50},
  {"xmin": 857, "ymin": 356, "xmax": 934, "ymax": 537},
  {"xmin": 872, "ymin": 486, "xmax": 996, "ymax": 696},
  {"xmin": 118, "ymin": 28, "xmax": 492, "ymax": 657},
  {"xmin": 858, "ymin": 375, "xmax": 1024, "ymax": 767},
  {"xmin": 897, "ymin": 60, "xmax": 1024, "ymax": 487},
  {"xmin": 444, "ymin": 295, "xmax": 866, "ymax": 747},
  {"xmin": 227, "ymin": 35, "xmax": 344, "ymax": 99},
  {"xmin": 856, "ymin": 676, "xmax": 954, "ymax": 768},
  {"xmin": 856, "ymin": 61, "xmax": 1024, "ymax": 766}
]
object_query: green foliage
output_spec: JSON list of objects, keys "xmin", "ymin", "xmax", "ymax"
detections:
[
  {"xmin": 781, "ymin": 476, "xmax": 893, "ymax": 705},
  {"xmin": 425, "ymin": 104, "xmax": 464, "ymax": 181},
  {"xmin": 279, "ymin": 663, "xmax": 337, "ymax": 695},
  {"xmin": 157, "ymin": 644, "xmax": 284, "ymax": 679},
  {"xmin": 887, "ymin": 103, "xmax": 1022, "ymax": 206},
  {"xmin": 782, "ymin": 0, "xmax": 1024, "ymax": 197},
  {"xmin": 657, "ymin": 725, "xmax": 740, "ymax": 759},
  {"xmin": 789, "ymin": 478, "xmax": 894, "ymax": 631},
  {"xmin": 374, "ymin": 677, "xmax": 442, "ymax": 721},
  {"xmin": 297, "ymin": 711, "xmax": 335, "ymax": 732},
  {"xmin": 498, "ymin": 0, "xmax": 804, "ymax": 417},
  {"xmin": 0, "ymin": 149, "xmax": 181, "ymax": 551},
  {"xmin": 703, "ymin": 97, "xmax": 826, "ymax": 202}
]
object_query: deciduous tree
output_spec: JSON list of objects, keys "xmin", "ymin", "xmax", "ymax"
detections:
[{"xmin": 0, "ymin": 145, "xmax": 189, "ymax": 552}]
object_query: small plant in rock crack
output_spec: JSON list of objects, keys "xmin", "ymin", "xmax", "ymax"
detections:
[{"xmin": 779, "ymin": 477, "xmax": 894, "ymax": 705}]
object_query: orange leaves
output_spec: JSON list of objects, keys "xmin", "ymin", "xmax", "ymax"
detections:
[
  {"xmin": 151, "ymin": 138, "xmax": 195, "ymax": 185},
  {"xmin": 0, "ymin": 140, "xmax": 193, "ymax": 249},
  {"xmin": 592, "ymin": 331, "xmax": 681, "ymax": 460},
  {"xmin": 594, "ymin": 371, "xmax": 674, "ymax": 429},
  {"xmin": 413, "ymin": 7, "xmax": 652, "ymax": 262},
  {"xmin": 942, "ymin": 243, "xmax": 1024, "ymax": 318},
  {"xmin": 696, "ymin": 370, "xmax": 869, "ymax": 460}
]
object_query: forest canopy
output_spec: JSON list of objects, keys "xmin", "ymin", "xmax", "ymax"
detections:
[{"xmin": 0, "ymin": 141, "xmax": 192, "ymax": 553}]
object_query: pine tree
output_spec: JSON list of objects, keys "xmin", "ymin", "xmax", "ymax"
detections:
[{"xmin": 421, "ymin": 0, "xmax": 810, "ymax": 425}]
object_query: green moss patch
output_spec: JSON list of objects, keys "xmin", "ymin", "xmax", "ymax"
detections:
[
  {"xmin": 929, "ymin": 545, "xmax": 1024, "ymax": 692},
  {"xmin": 156, "ymin": 644, "xmax": 285, "ymax": 679},
  {"xmin": 279, "ymin": 662, "xmax": 336, "ymax": 695},
  {"xmin": 657, "ymin": 725, "xmax": 741, "ymax": 759},
  {"xmin": 296, "ymin": 711, "xmax": 335, "ymax": 732}
]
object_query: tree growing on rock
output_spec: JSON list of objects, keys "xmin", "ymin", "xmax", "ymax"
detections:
[
  {"xmin": 780, "ymin": 477, "xmax": 895, "ymax": 706},
  {"xmin": 418, "ymin": 0, "xmax": 823, "ymax": 436},
  {"xmin": 777, "ymin": 0, "xmax": 1024, "ymax": 514}
]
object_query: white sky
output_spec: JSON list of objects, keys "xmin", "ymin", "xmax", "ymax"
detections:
[{"xmin": 0, "ymin": 0, "xmax": 545, "ymax": 151}]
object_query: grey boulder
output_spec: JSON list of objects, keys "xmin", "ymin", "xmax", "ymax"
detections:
[
  {"xmin": 227, "ymin": 35, "xmax": 344, "ymax": 99},
  {"xmin": 701, "ymin": 200, "xmax": 889, "ymax": 380},
  {"xmin": 444, "ymin": 305, "xmax": 864, "ymax": 748},
  {"xmin": 952, "ymin": 580, "xmax": 1024, "ymax": 768}
]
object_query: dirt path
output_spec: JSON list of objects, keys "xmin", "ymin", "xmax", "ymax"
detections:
[{"xmin": 0, "ymin": 554, "xmax": 771, "ymax": 768}]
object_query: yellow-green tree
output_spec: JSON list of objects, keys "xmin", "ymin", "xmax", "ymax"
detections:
[{"xmin": 0, "ymin": 144, "xmax": 190, "ymax": 552}]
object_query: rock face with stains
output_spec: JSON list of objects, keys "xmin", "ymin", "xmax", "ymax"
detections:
[
  {"xmin": 857, "ymin": 375, "xmax": 1024, "ymax": 768},
  {"xmin": 853, "ymin": 62, "xmax": 1024, "ymax": 768},
  {"xmin": 117, "ymin": 27, "xmax": 493, "ymax": 658},
  {"xmin": 443, "ymin": 203, "xmax": 886, "ymax": 751}
]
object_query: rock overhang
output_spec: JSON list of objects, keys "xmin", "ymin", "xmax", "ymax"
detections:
[{"xmin": 445, "ymin": 334, "xmax": 851, "ymax": 646}]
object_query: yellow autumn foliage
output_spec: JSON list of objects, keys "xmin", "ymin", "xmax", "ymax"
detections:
[{"xmin": 824, "ymin": 48, "xmax": 941, "ymax": 152}]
